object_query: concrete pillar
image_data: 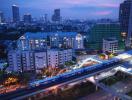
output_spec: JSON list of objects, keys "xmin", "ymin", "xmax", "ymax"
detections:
[
  {"xmin": 39, "ymin": 93, "xmax": 43, "ymax": 98},
  {"xmin": 113, "ymin": 96, "xmax": 119, "ymax": 100},
  {"xmin": 28, "ymin": 97, "xmax": 32, "ymax": 100},
  {"xmin": 95, "ymin": 85, "xmax": 98, "ymax": 91},
  {"xmin": 33, "ymin": 95, "xmax": 37, "ymax": 100},
  {"xmin": 114, "ymin": 96, "xmax": 116, "ymax": 100},
  {"xmin": 117, "ymin": 97, "xmax": 120, "ymax": 100},
  {"xmin": 28, "ymin": 96, "xmax": 35, "ymax": 100}
]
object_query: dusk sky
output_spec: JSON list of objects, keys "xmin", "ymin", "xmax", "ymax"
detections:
[{"xmin": 0, "ymin": 0, "xmax": 125, "ymax": 20}]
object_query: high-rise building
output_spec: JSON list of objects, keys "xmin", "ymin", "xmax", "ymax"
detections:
[
  {"xmin": 119, "ymin": 0, "xmax": 131, "ymax": 40},
  {"xmin": 0, "ymin": 11, "xmax": 4, "ymax": 23},
  {"xmin": 47, "ymin": 49, "xmax": 73, "ymax": 67},
  {"xmin": 87, "ymin": 23, "xmax": 124, "ymax": 50},
  {"xmin": 8, "ymin": 50, "xmax": 35, "ymax": 72},
  {"xmin": 23, "ymin": 14, "xmax": 31, "ymax": 23},
  {"xmin": 12, "ymin": 5, "xmax": 20, "ymax": 23},
  {"xmin": 8, "ymin": 49, "xmax": 73, "ymax": 72},
  {"xmin": 44, "ymin": 14, "xmax": 48, "ymax": 23},
  {"xmin": 52, "ymin": 9, "xmax": 61, "ymax": 22},
  {"xmin": 23, "ymin": 14, "xmax": 32, "ymax": 23},
  {"xmin": 126, "ymin": 1, "xmax": 132, "ymax": 48},
  {"xmin": 34, "ymin": 51, "xmax": 47, "ymax": 70}
]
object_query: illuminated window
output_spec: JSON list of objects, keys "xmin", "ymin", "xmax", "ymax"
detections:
[{"xmin": 35, "ymin": 40, "xmax": 39, "ymax": 44}]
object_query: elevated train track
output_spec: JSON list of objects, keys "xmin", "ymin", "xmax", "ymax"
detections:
[{"xmin": 0, "ymin": 50, "xmax": 132, "ymax": 100}]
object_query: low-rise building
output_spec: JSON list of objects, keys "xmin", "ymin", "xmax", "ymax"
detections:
[
  {"xmin": 74, "ymin": 34, "xmax": 84, "ymax": 49},
  {"xmin": 17, "ymin": 32, "xmax": 84, "ymax": 50},
  {"xmin": 17, "ymin": 34, "xmax": 47, "ymax": 50},
  {"xmin": 103, "ymin": 38, "xmax": 118, "ymax": 53}
]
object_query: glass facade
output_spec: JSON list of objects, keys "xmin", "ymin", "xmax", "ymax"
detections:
[{"xmin": 87, "ymin": 23, "xmax": 125, "ymax": 50}]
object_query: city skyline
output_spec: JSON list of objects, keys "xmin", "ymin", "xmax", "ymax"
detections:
[
  {"xmin": 0, "ymin": 0, "xmax": 124, "ymax": 20},
  {"xmin": 0, "ymin": 0, "xmax": 132, "ymax": 99}
]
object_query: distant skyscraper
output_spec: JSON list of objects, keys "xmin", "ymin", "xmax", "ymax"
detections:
[
  {"xmin": 45, "ymin": 14, "xmax": 48, "ymax": 23},
  {"xmin": 119, "ymin": 0, "xmax": 131, "ymax": 40},
  {"xmin": 23, "ymin": 14, "xmax": 32, "ymax": 23},
  {"xmin": 12, "ymin": 5, "xmax": 20, "ymax": 23},
  {"xmin": 126, "ymin": 1, "xmax": 132, "ymax": 48},
  {"xmin": 0, "ymin": 11, "xmax": 4, "ymax": 23},
  {"xmin": 52, "ymin": 9, "xmax": 61, "ymax": 22}
]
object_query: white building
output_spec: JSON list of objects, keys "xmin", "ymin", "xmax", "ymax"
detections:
[
  {"xmin": 18, "ymin": 35, "xmax": 47, "ymax": 50},
  {"xmin": 17, "ymin": 32, "xmax": 84, "ymax": 50},
  {"xmin": 8, "ymin": 50, "xmax": 22, "ymax": 72},
  {"xmin": 21, "ymin": 51, "xmax": 35, "ymax": 71},
  {"xmin": 58, "ymin": 50, "xmax": 65, "ymax": 65},
  {"xmin": 63, "ymin": 49, "xmax": 72, "ymax": 62},
  {"xmin": 103, "ymin": 38, "xmax": 118, "ymax": 53},
  {"xmin": 47, "ymin": 50, "xmax": 59, "ymax": 67},
  {"xmin": 74, "ymin": 34, "xmax": 84, "ymax": 49},
  {"xmin": 8, "ymin": 50, "xmax": 35, "ymax": 72},
  {"xmin": 47, "ymin": 49, "xmax": 73, "ymax": 67},
  {"xmin": 34, "ymin": 51, "xmax": 47, "ymax": 70},
  {"xmin": 8, "ymin": 49, "xmax": 73, "ymax": 72}
]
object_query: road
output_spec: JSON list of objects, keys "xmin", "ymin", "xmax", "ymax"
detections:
[
  {"xmin": 110, "ymin": 79, "xmax": 132, "ymax": 94},
  {"xmin": 0, "ymin": 60, "xmax": 120, "ymax": 100},
  {"xmin": 79, "ymin": 90, "xmax": 114, "ymax": 100}
]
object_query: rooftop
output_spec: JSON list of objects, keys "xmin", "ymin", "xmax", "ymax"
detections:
[
  {"xmin": 104, "ymin": 38, "xmax": 117, "ymax": 41},
  {"xmin": 20, "ymin": 32, "xmax": 78, "ymax": 39}
]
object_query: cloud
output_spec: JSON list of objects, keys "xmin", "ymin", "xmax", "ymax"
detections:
[
  {"xmin": 98, "ymin": 4, "xmax": 119, "ymax": 8},
  {"xmin": 0, "ymin": 0, "xmax": 124, "ymax": 19},
  {"xmin": 93, "ymin": 11, "xmax": 112, "ymax": 16},
  {"xmin": 64, "ymin": 0, "xmax": 96, "ymax": 5}
]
